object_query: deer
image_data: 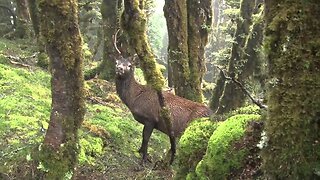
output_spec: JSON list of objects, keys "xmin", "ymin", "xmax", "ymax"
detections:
[{"xmin": 115, "ymin": 56, "xmax": 212, "ymax": 165}]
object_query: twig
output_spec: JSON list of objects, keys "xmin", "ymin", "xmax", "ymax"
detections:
[{"xmin": 214, "ymin": 65, "xmax": 267, "ymax": 109}]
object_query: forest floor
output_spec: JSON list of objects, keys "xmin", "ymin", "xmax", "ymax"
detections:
[{"xmin": 0, "ymin": 38, "xmax": 174, "ymax": 179}]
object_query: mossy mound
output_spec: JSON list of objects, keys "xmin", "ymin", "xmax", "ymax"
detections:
[
  {"xmin": 195, "ymin": 114, "xmax": 261, "ymax": 179},
  {"xmin": 174, "ymin": 118, "xmax": 219, "ymax": 179}
]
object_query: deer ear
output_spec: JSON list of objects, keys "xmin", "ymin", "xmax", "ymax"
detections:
[
  {"xmin": 115, "ymin": 59, "xmax": 119, "ymax": 65},
  {"xmin": 130, "ymin": 54, "xmax": 138, "ymax": 66}
]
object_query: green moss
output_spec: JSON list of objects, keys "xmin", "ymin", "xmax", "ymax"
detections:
[
  {"xmin": 36, "ymin": 142, "xmax": 77, "ymax": 179},
  {"xmin": 0, "ymin": 62, "xmax": 51, "ymax": 175},
  {"xmin": 175, "ymin": 118, "xmax": 219, "ymax": 179},
  {"xmin": 39, "ymin": 0, "xmax": 83, "ymax": 71},
  {"xmin": 122, "ymin": 1, "xmax": 165, "ymax": 92},
  {"xmin": 263, "ymin": 1, "xmax": 320, "ymax": 179},
  {"xmin": 78, "ymin": 133, "xmax": 103, "ymax": 165},
  {"xmin": 230, "ymin": 105, "xmax": 261, "ymax": 115},
  {"xmin": 195, "ymin": 114, "xmax": 261, "ymax": 179}
]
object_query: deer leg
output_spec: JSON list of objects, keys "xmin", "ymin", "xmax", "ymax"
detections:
[
  {"xmin": 169, "ymin": 133, "xmax": 176, "ymax": 164},
  {"xmin": 138, "ymin": 123, "xmax": 154, "ymax": 164}
]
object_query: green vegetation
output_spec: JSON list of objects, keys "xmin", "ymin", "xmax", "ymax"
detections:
[
  {"xmin": 173, "ymin": 105, "xmax": 262, "ymax": 179},
  {"xmin": 0, "ymin": 62, "xmax": 50, "ymax": 175},
  {"xmin": 195, "ymin": 114, "xmax": 261, "ymax": 179},
  {"xmin": 174, "ymin": 118, "xmax": 220, "ymax": 179}
]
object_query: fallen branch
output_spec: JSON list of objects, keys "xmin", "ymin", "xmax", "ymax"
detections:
[
  {"xmin": 1, "ymin": 52, "xmax": 38, "ymax": 68},
  {"xmin": 87, "ymin": 96, "xmax": 109, "ymax": 106},
  {"xmin": 214, "ymin": 65, "xmax": 267, "ymax": 109},
  {"xmin": 9, "ymin": 59, "xmax": 31, "ymax": 67}
]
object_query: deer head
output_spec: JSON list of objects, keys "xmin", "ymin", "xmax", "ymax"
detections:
[{"xmin": 115, "ymin": 57, "xmax": 134, "ymax": 78}]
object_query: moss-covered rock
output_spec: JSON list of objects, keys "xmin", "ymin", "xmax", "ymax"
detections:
[
  {"xmin": 174, "ymin": 118, "xmax": 219, "ymax": 179},
  {"xmin": 195, "ymin": 114, "xmax": 261, "ymax": 179},
  {"xmin": 230, "ymin": 105, "xmax": 261, "ymax": 116}
]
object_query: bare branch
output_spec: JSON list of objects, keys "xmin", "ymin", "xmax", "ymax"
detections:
[
  {"xmin": 0, "ymin": 52, "xmax": 38, "ymax": 68},
  {"xmin": 214, "ymin": 65, "xmax": 267, "ymax": 109}
]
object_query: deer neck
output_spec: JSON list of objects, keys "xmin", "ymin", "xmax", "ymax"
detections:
[{"xmin": 116, "ymin": 73, "xmax": 144, "ymax": 107}]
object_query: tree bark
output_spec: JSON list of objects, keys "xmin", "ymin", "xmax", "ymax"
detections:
[
  {"xmin": 122, "ymin": 0, "xmax": 165, "ymax": 90},
  {"xmin": 164, "ymin": 0, "xmax": 212, "ymax": 102},
  {"xmin": 262, "ymin": 1, "xmax": 320, "ymax": 179},
  {"xmin": 27, "ymin": 0, "xmax": 39, "ymax": 36},
  {"xmin": 187, "ymin": 0, "xmax": 212, "ymax": 103},
  {"xmin": 213, "ymin": 0, "xmax": 220, "ymax": 26},
  {"xmin": 164, "ymin": 0, "xmax": 190, "ymax": 98},
  {"xmin": 37, "ymin": 0, "xmax": 85, "ymax": 178},
  {"xmin": 15, "ymin": 0, "xmax": 30, "ymax": 38},
  {"xmin": 99, "ymin": 0, "xmax": 118, "ymax": 80},
  {"xmin": 28, "ymin": 0, "xmax": 48, "ymax": 69},
  {"xmin": 215, "ymin": 0, "xmax": 255, "ymax": 114}
]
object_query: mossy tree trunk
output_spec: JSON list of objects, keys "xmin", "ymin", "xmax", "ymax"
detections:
[
  {"xmin": 28, "ymin": 0, "xmax": 48, "ymax": 69},
  {"xmin": 14, "ymin": 0, "xmax": 30, "ymax": 38},
  {"xmin": 240, "ymin": 9, "xmax": 265, "ymax": 91},
  {"xmin": 214, "ymin": 0, "xmax": 256, "ymax": 114},
  {"xmin": 99, "ymin": 0, "xmax": 118, "ymax": 80},
  {"xmin": 164, "ymin": 0, "xmax": 190, "ymax": 98},
  {"xmin": 209, "ymin": 70, "xmax": 225, "ymax": 111},
  {"xmin": 164, "ymin": 0, "xmax": 212, "ymax": 103},
  {"xmin": 122, "ymin": 0, "xmax": 175, "ymax": 163},
  {"xmin": 122, "ymin": 0, "xmax": 165, "ymax": 90},
  {"xmin": 262, "ymin": 1, "xmax": 320, "ymax": 179},
  {"xmin": 27, "ymin": 0, "xmax": 39, "ymax": 36},
  {"xmin": 187, "ymin": 0, "xmax": 212, "ymax": 103},
  {"xmin": 85, "ymin": 0, "xmax": 129, "ymax": 81},
  {"xmin": 37, "ymin": 0, "xmax": 85, "ymax": 178}
]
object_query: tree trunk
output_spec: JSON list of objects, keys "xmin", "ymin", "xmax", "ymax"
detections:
[
  {"xmin": 164, "ymin": 0, "xmax": 190, "ymax": 97},
  {"xmin": 28, "ymin": 0, "xmax": 48, "ymax": 69},
  {"xmin": 215, "ymin": 0, "xmax": 255, "ymax": 114},
  {"xmin": 213, "ymin": 0, "xmax": 220, "ymax": 26},
  {"xmin": 187, "ymin": 0, "xmax": 212, "ymax": 103},
  {"xmin": 99, "ymin": 0, "xmax": 118, "ymax": 80},
  {"xmin": 37, "ymin": 0, "xmax": 85, "ymax": 178},
  {"xmin": 27, "ymin": 0, "xmax": 39, "ymax": 36},
  {"xmin": 164, "ymin": 0, "xmax": 212, "ymax": 102},
  {"xmin": 0, "ymin": 1, "xmax": 16, "ymax": 35},
  {"xmin": 122, "ymin": 0, "xmax": 165, "ymax": 90},
  {"xmin": 262, "ymin": 1, "xmax": 320, "ymax": 179},
  {"xmin": 167, "ymin": 60, "xmax": 173, "ymax": 87},
  {"xmin": 15, "ymin": 0, "xmax": 30, "ymax": 38},
  {"xmin": 209, "ymin": 70, "xmax": 225, "ymax": 111}
]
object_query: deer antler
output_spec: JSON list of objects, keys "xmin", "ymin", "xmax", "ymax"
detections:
[{"xmin": 113, "ymin": 29, "xmax": 121, "ymax": 54}]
